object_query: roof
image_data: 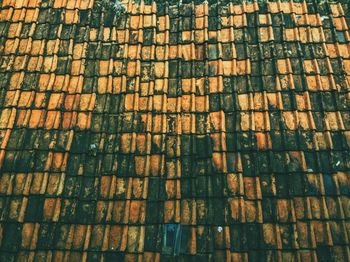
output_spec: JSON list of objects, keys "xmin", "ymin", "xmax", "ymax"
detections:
[{"xmin": 0, "ymin": 0, "xmax": 349, "ymax": 261}]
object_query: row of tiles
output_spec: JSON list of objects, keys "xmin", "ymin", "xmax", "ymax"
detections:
[
  {"xmin": 1, "ymin": 127, "xmax": 349, "ymax": 152},
  {"xmin": 1, "ymin": 43, "xmax": 350, "ymax": 72},
  {"xmin": 1, "ymin": 249, "xmax": 349, "ymax": 262},
  {"xmin": 2, "ymin": 75, "xmax": 349, "ymax": 97},
  {"xmin": 0, "ymin": 6, "xmax": 348, "ymax": 31},
  {"xmin": 2, "ymin": 38, "xmax": 350, "ymax": 62},
  {"xmin": 1, "ymin": 0, "xmax": 346, "ymax": 17},
  {"xmin": 0, "ymin": 148, "xmax": 349, "ymax": 174},
  {"xmin": 0, "ymin": 108, "xmax": 348, "ymax": 133},
  {"xmin": 2, "ymin": 88, "xmax": 349, "ymax": 111},
  {"xmin": 0, "ymin": 220, "xmax": 350, "ymax": 253},
  {"xmin": 1, "ymin": 194, "xmax": 349, "ymax": 223},
  {"xmin": 1, "ymin": 22, "xmax": 349, "ymax": 46},
  {"xmin": 0, "ymin": 170, "xmax": 349, "ymax": 198}
]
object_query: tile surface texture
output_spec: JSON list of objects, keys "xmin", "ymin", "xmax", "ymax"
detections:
[{"xmin": 0, "ymin": 0, "xmax": 350, "ymax": 261}]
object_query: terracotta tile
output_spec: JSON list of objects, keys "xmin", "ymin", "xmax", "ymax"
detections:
[
  {"xmin": 285, "ymin": 28, "xmax": 297, "ymax": 41},
  {"xmin": 65, "ymin": 10, "xmax": 78, "ymax": 24},
  {"xmin": 320, "ymin": 75, "xmax": 333, "ymax": 90},
  {"xmin": 338, "ymin": 44, "xmax": 350, "ymax": 58},
  {"xmin": 5, "ymin": 39, "xmax": 17, "ymax": 54},
  {"xmin": 73, "ymin": 43, "xmax": 86, "ymax": 59},
  {"xmin": 283, "ymin": 111, "xmax": 297, "ymax": 130},
  {"xmin": 236, "ymin": 60, "xmax": 250, "ymax": 75},
  {"xmin": 44, "ymin": 111, "xmax": 61, "ymax": 129},
  {"xmin": 142, "ymin": 46, "xmax": 153, "ymax": 60},
  {"xmin": 29, "ymin": 109, "xmax": 45, "ymax": 128},
  {"xmin": 277, "ymin": 59, "xmax": 290, "ymax": 74},
  {"xmin": 7, "ymin": 23, "xmax": 21, "ymax": 38},
  {"xmin": 14, "ymin": 55, "xmax": 26, "ymax": 71},
  {"xmin": 311, "ymin": 27, "xmax": 324, "ymax": 42},
  {"xmin": 233, "ymin": 15, "xmax": 245, "ymax": 28},
  {"xmin": 260, "ymin": 27, "xmax": 273, "ymax": 42},
  {"xmin": 298, "ymin": 27, "xmax": 311, "ymax": 43},
  {"xmin": 98, "ymin": 60, "xmax": 110, "ymax": 76},
  {"xmin": 256, "ymin": 132, "xmax": 271, "ymax": 150},
  {"xmin": 167, "ymin": 98, "xmax": 177, "ymax": 113},
  {"xmin": 295, "ymin": 93, "xmax": 308, "ymax": 110},
  {"xmin": 24, "ymin": 9, "xmax": 38, "ymax": 23}
]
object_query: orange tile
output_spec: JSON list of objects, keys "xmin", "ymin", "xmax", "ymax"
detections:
[
  {"xmin": 4, "ymin": 90, "xmax": 18, "ymax": 107},
  {"xmin": 130, "ymin": 15, "xmax": 140, "ymax": 29},
  {"xmin": 64, "ymin": 94, "xmax": 76, "ymax": 111},
  {"xmin": 298, "ymin": 27, "xmax": 310, "ymax": 43},
  {"xmin": 153, "ymin": 95, "xmax": 164, "ymax": 112},
  {"xmin": 27, "ymin": 56, "xmax": 39, "ymax": 72},
  {"xmin": 125, "ymin": 94, "xmax": 135, "ymax": 111},
  {"xmin": 18, "ymin": 39, "xmax": 30, "ymax": 54},
  {"xmin": 209, "ymin": 77, "xmax": 219, "ymax": 93},
  {"xmin": 143, "ymin": 15, "xmax": 153, "ymax": 28},
  {"xmin": 283, "ymin": 111, "xmax": 297, "ymax": 130},
  {"xmin": 80, "ymin": 0, "xmax": 91, "ymax": 9},
  {"xmin": 285, "ymin": 28, "xmax": 297, "ymax": 41},
  {"xmin": 9, "ymin": 72, "xmax": 23, "ymax": 89},
  {"xmin": 97, "ymin": 77, "xmax": 108, "ymax": 94},
  {"xmin": 169, "ymin": 45, "xmax": 179, "ymax": 59},
  {"xmin": 5, "ymin": 39, "xmax": 17, "ymax": 54},
  {"xmin": 65, "ymin": 10, "xmax": 78, "ymax": 24},
  {"xmin": 167, "ymin": 98, "xmax": 177, "ymax": 113},
  {"xmin": 98, "ymin": 60, "xmax": 110, "ymax": 76},
  {"xmin": 128, "ymin": 45, "xmax": 139, "ymax": 60},
  {"xmin": 194, "ymin": 30, "xmax": 205, "ymax": 43},
  {"xmin": 325, "ymin": 112, "xmax": 341, "ymax": 130},
  {"xmin": 303, "ymin": 60, "xmax": 317, "ymax": 74},
  {"xmin": 0, "ymin": 8, "xmax": 11, "ymax": 21},
  {"xmin": 7, "ymin": 23, "xmax": 21, "ymax": 38},
  {"xmin": 238, "ymin": 94, "xmax": 250, "ymax": 110},
  {"xmin": 181, "ymin": 79, "xmax": 192, "ymax": 93},
  {"xmin": 295, "ymin": 93, "xmax": 308, "ymax": 110},
  {"xmin": 12, "ymin": 9, "xmax": 23, "ymax": 22},
  {"xmin": 257, "ymin": 132, "xmax": 271, "ymax": 150},
  {"xmin": 182, "ymin": 44, "xmax": 193, "ymax": 60},
  {"xmin": 24, "ymin": 9, "xmax": 38, "ymax": 23},
  {"xmin": 47, "ymin": 93, "xmax": 63, "ymax": 110},
  {"xmin": 233, "ymin": 14, "xmax": 245, "ymax": 28},
  {"xmin": 142, "ymin": 46, "xmax": 153, "ymax": 60},
  {"xmin": 311, "ymin": 27, "xmax": 323, "ymax": 42},
  {"xmin": 181, "ymin": 95, "xmax": 192, "ymax": 112},
  {"xmin": 260, "ymin": 27, "xmax": 272, "ymax": 42},
  {"xmin": 277, "ymin": 59, "xmax": 290, "ymax": 74},
  {"xmin": 240, "ymin": 112, "xmax": 251, "ymax": 131},
  {"xmin": 14, "ymin": 55, "xmax": 26, "ymax": 71},
  {"xmin": 306, "ymin": 75, "xmax": 318, "ymax": 91},
  {"xmin": 254, "ymin": 112, "xmax": 267, "ymax": 131},
  {"xmin": 320, "ymin": 76, "xmax": 332, "ymax": 90},
  {"xmin": 164, "ymin": 201, "xmax": 175, "ymax": 222},
  {"xmin": 181, "ymin": 31, "xmax": 191, "ymax": 42},
  {"xmin": 210, "ymin": 111, "xmax": 224, "ymax": 131},
  {"xmin": 79, "ymin": 94, "xmax": 95, "ymax": 111},
  {"xmin": 29, "ymin": 109, "xmax": 45, "ymax": 128},
  {"xmin": 326, "ymin": 44, "xmax": 338, "ymax": 58},
  {"xmin": 223, "ymin": 61, "xmax": 233, "ymax": 75}
]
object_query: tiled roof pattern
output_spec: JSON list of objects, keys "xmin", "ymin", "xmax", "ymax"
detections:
[{"xmin": 0, "ymin": 0, "xmax": 350, "ymax": 261}]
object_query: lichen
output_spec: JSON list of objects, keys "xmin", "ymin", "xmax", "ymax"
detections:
[{"xmin": 96, "ymin": 0, "xmax": 126, "ymax": 16}]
